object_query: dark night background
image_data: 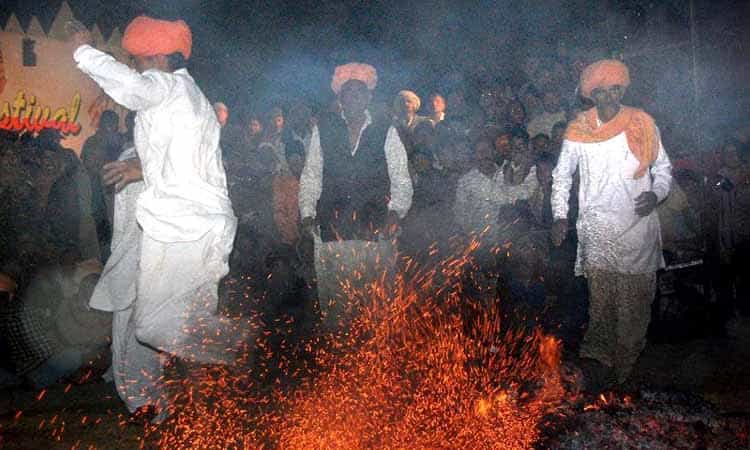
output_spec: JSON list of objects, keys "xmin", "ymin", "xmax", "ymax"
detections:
[{"xmin": 1, "ymin": 0, "xmax": 749, "ymax": 146}]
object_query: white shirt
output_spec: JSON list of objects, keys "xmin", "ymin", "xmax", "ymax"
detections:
[
  {"xmin": 454, "ymin": 163, "xmax": 538, "ymax": 237},
  {"xmin": 552, "ymin": 131, "xmax": 672, "ymax": 276},
  {"xmin": 74, "ymin": 45, "xmax": 236, "ymax": 243},
  {"xmin": 298, "ymin": 110, "xmax": 413, "ymax": 220}
]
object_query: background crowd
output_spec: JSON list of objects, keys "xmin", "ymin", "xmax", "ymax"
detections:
[{"xmin": 1, "ymin": 46, "xmax": 749, "ymax": 388}]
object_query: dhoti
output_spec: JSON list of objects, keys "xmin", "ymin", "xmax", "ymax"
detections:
[
  {"xmin": 580, "ymin": 269, "xmax": 656, "ymax": 383},
  {"xmin": 111, "ymin": 228, "xmax": 238, "ymax": 414},
  {"xmin": 91, "ymin": 150, "xmax": 243, "ymax": 414}
]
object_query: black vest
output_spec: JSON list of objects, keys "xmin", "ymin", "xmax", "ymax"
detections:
[{"xmin": 317, "ymin": 112, "xmax": 391, "ymax": 242}]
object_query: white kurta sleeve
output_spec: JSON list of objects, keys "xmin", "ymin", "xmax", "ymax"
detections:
[
  {"xmin": 551, "ymin": 139, "xmax": 579, "ymax": 221},
  {"xmin": 73, "ymin": 45, "xmax": 170, "ymax": 111},
  {"xmin": 298, "ymin": 125, "xmax": 322, "ymax": 220},
  {"xmin": 384, "ymin": 125, "xmax": 413, "ymax": 219},
  {"xmin": 650, "ymin": 137, "xmax": 673, "ymax": 203}
]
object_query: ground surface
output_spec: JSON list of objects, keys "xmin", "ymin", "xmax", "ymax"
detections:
[{"xmin": 1, "ymin": 316, "xmax": 749, "ymax": 449}]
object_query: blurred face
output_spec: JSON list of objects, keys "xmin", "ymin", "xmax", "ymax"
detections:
[
  {"xmin": 590, "ymin": 85, "xmax": 625, "ymax": 110},
  {"xmin": 532, "ymin": 136, "xmax": 550, "ymax": 155},
  {"xmin": 431, "ymin": 95, "xmax": 446, "ymax": 114},
  {"xmin": 339, "ymin": 80, "xmax": 371, "ymax": 118},
  {"xmin": 214, "ymin": 105, "xmax": 229, "ymax": 128},
  {"xmin": 134, "ymin": 54, "xmax": 168, "ymax": 73},
  {"xmin": 249, "ymin": 119, "xmax": 263, "ymax": 136},
  {"xmin": 511, "ymin": 136, "xmax": 528, "ymax": 158},
  {"xmin": 273, "ymin": 115, "xmax": 284, "ymax": 132},
  {"xmin": 494, "ymin": 134, "xmax": 511, "ymax": 158},
  {"xmin": 403, "ymin": 96, "xmax": 419, "ymax": 115},
  {"xmin": 508, "ymin": 102, "xmax": 526, "ymax": 125}
]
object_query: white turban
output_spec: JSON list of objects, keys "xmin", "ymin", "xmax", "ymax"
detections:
[{"xmin": 395, "ymin": 90, "xmax": 421, "ymax": 110}]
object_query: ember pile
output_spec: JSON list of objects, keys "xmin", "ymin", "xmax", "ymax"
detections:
[
  {"xmin": 5, "ymin": 242, "xmax": 749, "ymax": 449},
  {"xmin": 152, "ymin": 243, "xmax": 567, "ymax": 449},
  {"xmin": 540, "ymin": 389, "xmax": 750, "ymax": 449}
]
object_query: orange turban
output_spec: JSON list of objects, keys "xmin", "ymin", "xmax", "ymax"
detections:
[
  {"xmin": 122, "ymin": 16, "xmax": 192, "ymax": 60},
  {"xmin": 331, "ymin": 63, "xmax": 378, "ymax": 94},
  {"xmin": 579, "ymin": 59, "xmax": 630, "ymax": 98}
]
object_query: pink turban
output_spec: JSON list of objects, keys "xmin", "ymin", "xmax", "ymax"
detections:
[
  {"xmin": 331, "ymin": 63, "xmax": 378, "ymax": 94},
  {"xmin": 579, "ymin": 59, "xmax": 630, "ymax": 98},
  {"xmin": 122, "ymin": 16, "xmax": 192, "ymax": 60}
]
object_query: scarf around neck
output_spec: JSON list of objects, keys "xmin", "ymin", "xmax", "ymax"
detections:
[{"xmin": 564, "ymin": 106, "xmax": 658, "ymax": 179}]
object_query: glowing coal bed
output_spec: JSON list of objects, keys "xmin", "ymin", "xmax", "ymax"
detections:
[{"xmin": 3, "ymin": 246, "xmax": 749, "ymax": 449}]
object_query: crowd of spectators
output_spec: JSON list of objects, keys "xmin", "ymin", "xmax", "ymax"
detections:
[{"xmin": 1, "ymin": 50, "xmax": 749, "ymax": 387}]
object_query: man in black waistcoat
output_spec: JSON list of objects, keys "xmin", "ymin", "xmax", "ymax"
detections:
[{"xmin": 299, "ymin": 63, "xmax": 413, "ymax": 330}]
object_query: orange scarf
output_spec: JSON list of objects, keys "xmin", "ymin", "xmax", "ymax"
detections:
[{"xmin": 565, "ymin": 106, "xmax": 658, "ymax": 179}]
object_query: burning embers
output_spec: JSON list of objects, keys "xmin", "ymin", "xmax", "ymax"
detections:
[
  {"xmin": 149, "ymin": 248, "xmax": 567, "ymax": 449},
  {"xmin": 6, "ymin": 244, "xmax": 749, "ymax": 448}
]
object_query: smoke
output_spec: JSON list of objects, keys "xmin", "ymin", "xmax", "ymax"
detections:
[{"xmin": 138, "ymin": 0, "xmax": 748, "ymax": 151}]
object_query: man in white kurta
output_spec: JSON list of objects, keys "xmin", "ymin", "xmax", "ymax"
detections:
[
  {"xmin": 70, "ymin": 17, "xmax": 239, "ymax": 420},
  {"xmin": 299, "ymin": 63, "xmax": 412, "ymax": 331},
  {"xmin": 551, "ymin": 59, "xmax": 672, "ymax": 385}
]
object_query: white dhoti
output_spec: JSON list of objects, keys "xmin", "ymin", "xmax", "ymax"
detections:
[
  {"xmin": 132, "ymin": 227, "xmax": 239, "ymax": 363},
  {"xmin": 91, "ymin": 152, "xmax": 241, "ymax": 414},
  {"xmin": 314, "ymin": 234, "xmax": 396, "ymax": 330}
]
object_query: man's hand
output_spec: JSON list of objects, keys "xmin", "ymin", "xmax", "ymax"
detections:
[
  {"xmin": 102, "ymin": 158, "xmax": 142, "ymax": 192},
  {"xmin": 301, "ymin": 216, "xmax": 316, "ymax": 237},
  {"xmin": 634, "ymin": 191, "xmax": 658, "ymax": 217},
  {"xmin": 65, "ymin": 20, "xmax": 93, "ymax": 48},
  {"xmin": 551, "ymin": 219, "xmax": 568, "ymax": 247}
]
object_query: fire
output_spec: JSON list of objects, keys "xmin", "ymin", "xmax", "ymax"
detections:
[{"xmin": 139, "ymin": 243, "xmax": 568, "ymax": 449}]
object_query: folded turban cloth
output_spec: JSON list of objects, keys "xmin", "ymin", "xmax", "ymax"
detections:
[
  {"xmin": 394, "ymin": 90, "xmax": 421, "ymax": 111},
  {"xmin": 579, "ymin": 59, "xmax": 630, "ymax": 98},
  {"xmin": 331, "ymin": 63, "xmax": 378, "ymax": 94},
  {"xmin": 122, "ymin": 16, "xmax": 192, "ymax": 60}
]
